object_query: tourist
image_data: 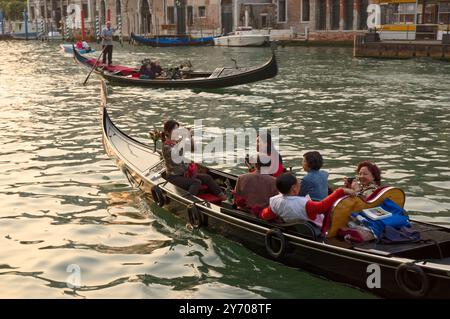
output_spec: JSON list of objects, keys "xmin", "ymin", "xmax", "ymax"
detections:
[
  {"xmin": 255, "ymin": 132, "xmax": 284, "ymax": 177},
  {"xmin": 162, "ymin": 120, "xmax": 226, "ymax": 200},
  {"xmin": 344, "ymin": 160, "xmax": 382, "ymax": 199},
  {"xmin": 234, "ymin": 155, "xmax": 279, "ymax": 210},
  {"xmin": 260, "ymin": 173, "xmax": 356, "ymax": 227},
  {"xmin": 299, "ymin": 151, "xmax": 329, "ymax": 200}
]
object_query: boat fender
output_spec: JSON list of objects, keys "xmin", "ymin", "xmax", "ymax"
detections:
[
  {"xmin": 395, "ymin": 262, "xmax": 430, "ymax": 298},
  {"xmin": 265, "ymin": 228, "xmax": 287, "ymax": 259},
  {"xmin": 187, "ymin": 204, "xmax": 203, "ymax": 229},
  {"xmin": 151, "ymin": 186, "xmax": 166, "ymax": 207}
]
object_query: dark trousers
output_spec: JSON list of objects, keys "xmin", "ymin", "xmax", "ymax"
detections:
[
  {"xmin": 102, "ymin": 45, "xmax": 113, "ymax": 65},
  {"xmin": 167, "ymin": 173, "xmax": 223, "ymax": 196}
]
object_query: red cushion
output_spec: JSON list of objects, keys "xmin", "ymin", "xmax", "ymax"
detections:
[{"xmin": 197, "ymin": 193, "xmax": 223, "ymax": 204}]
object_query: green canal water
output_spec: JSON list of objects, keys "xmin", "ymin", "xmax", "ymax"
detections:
[{"xmin": 0, "ymin": 41, "xmax": 449, "ymax": 298}]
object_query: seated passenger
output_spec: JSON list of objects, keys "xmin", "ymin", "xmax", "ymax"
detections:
[
  {"xmin": 162, "ymin": 120, "xmax": 227, "ymax": 201},
  {"xmin": 344, "ymin": 160, "xmax": 382, "ymax": 199},
  {"xmin": 75, "ymin": 40, "xmax": 83, "ymax": 49},
  {"xmin": 81, "ymin": 41, "xmax": 91, "ymax": 51},
  {"xmin": 261, "ymin": 173, "xmax": 356, "ymax": 227},
  {"xmin": 256, "ymin": 133, "xmax": 284, "ymax": 177},
  {"xmin": 234, "ymin": 156, "xmax": 279, "ymax": 210},
  {"xmin": 152, "ymin": 60, "xmax": 164, "ymax": 77},
  {"xmin": 299, "ymin": 151, "xmax": 329, "ymax": 201},
  {"xmin": 139, "ymin": 62, "xmax": 156, "ymax": 79}
]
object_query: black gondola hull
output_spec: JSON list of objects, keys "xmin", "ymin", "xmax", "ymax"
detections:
[
  {"xmin": 74, "ymin": 46, "xmax": 278, "ymax": 89},
  {"xmin": 99, "ymin": 81, "xmax": 450, "ymax": 299}
]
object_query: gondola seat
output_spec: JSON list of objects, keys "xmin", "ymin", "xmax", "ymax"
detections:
[
  {"xmin": 323, "ymin": 187, "xmax": 406, "ymax": 238},
  {"xmin": 209, "ymin": 67, "xmax": 224, "ymax": 78},
  {"xmin": 197, "ymin": 193, "xmax": 223, "ymax": 204}
]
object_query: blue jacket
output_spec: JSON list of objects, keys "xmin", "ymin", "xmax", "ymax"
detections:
[{"xmin": 299, "ymin": 170, "xmax": 329, "ymax": 201}]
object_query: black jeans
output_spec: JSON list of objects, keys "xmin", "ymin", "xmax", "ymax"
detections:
[
  {"xmin": 102, "ymin": 45, "xmax": 113, "ymax": 65},
  {"xmin": 167, "ymin": 174, "xmax": 223, "ymax": 196}
]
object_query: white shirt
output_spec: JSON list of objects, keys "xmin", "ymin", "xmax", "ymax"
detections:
[{"xmin": 269, "ymin": 194, "xmax": 323, "ymax": 227}]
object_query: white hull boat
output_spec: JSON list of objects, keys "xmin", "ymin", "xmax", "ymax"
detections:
[{"xmin": 214, "ymin": 34, "xmax": 268, "ymax": 47}]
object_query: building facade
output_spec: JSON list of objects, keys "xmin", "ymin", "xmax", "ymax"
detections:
[
  {"xmin": 377, "ymin": 0, "xmax": 450, "ymax": 40},
  {"xmin": 26, "ymin": 0, "xmax": 449, "ymax": 41}
]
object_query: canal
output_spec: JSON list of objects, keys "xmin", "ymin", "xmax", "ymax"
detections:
[{"xmin": 0, "ymin": 40, "xmax": 449, "ymax": 298}]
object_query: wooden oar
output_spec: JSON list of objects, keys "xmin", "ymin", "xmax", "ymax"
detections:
[{"xmin": 83, "ymin": 46, "xmax": 107, "ymax": 86}]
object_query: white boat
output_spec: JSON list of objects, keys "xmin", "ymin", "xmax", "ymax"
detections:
[
  {"xmin": 214, "ymin": 27, "xmax": 269, "ymax": 47},
  {"xmin": 47, "ymin": 31, "xmax": 63, "ymax": 40}
]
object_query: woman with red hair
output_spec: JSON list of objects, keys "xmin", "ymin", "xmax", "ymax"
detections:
[{"xmin": 345, "ymin": 160, "xmax": 382, "ymax": 199}]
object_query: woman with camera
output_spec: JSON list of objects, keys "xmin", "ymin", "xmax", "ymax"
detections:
[
  {"xmin": 344, "ymin": 160, "xmax": 382, "ymax": 199},
  {"xmin": 161, "ymin": 120, "xmax": 226, "ymax": 200}
]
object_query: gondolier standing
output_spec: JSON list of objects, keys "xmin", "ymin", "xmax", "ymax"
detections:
[{"xmin": 101, "ymin": 21, "xmax": 115, "ymax": 65}]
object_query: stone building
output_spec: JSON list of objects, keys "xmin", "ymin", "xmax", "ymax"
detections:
[
  {"xmin": 275, "ymin": 0, "xmax": 375, "ymax": 40},
  {"xmin": 27, "ymin": 0, "xmax": 94, "ymax": 37},
  {"xmin": 217, "ymin": 0, "xmax": 374, "ymax": 41},
  {"xmin": 25, "ymin": 0, "xmax": 379, "ymax": 41}
]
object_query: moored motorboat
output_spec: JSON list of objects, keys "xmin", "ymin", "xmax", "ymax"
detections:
[
  {"xmin": 213, "ymin": 33, "xmax": 269, "ymax": 47},
  {"xmin": 214, "ymin": 27, "xmax": 269, "ymax": 47},
  {"xmin": 74, "ymin": 46, "xmax": 278, "ymax": 89},
  {"xmin": 98, "ymin": 80, "xmax": 450, "ymax": 299}
]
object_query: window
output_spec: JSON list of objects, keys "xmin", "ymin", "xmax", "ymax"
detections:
[
  {"xmin": 317, "ymin": 0, "xmax": 326, "ymax": 30},
  {"xmin": 261, "ymin": 14, "xmax": 268, "ymax": 28},
  {"xmin": 40, "ymin": 6, "xmax": 44, "ymax": 18},
  {"xmin": 82, "ymin": 4, "xmax": 89, "ymax": 19},
  {"xmin": 381, "ymin": 3, "xmax": 416, "ymax": 25},
  {"xmin": 345, "ymin": 0, "xmax": 354, "ymax": 30},
  {"xmin": 331, "ymin": 0, "xmax": 340, "ymax": 29},
  {"xmin": 439, "ymin": 2, "xmax": 450, "ymax": 24},
  {"xmin": 359, "ymin": 0, "xmax": 368, "ymax": 30},
  {"xmin": 187, "ymin": 6, "xmax": 193, "ymax": 26},
  {"xmin": 278, "ymin": 0, "xmax": 287, "ymax": 22},
  {"xmin": 167, "ymin": 6, "xmax": 175, "ymax": 24},
  {"xmin": 198, "ymin": 6, "xmax": 206, "ymax": 17},
  {"xmin": 397, "ymin": 3, "xmax": 416, "ymax": 24},
  {"xmin": 301, "ymin": 0, "xmax": 310, "ymax": 22},
  {"xmin": 30, "ymin": 7, "xmax": 35, "ymax": 20}
]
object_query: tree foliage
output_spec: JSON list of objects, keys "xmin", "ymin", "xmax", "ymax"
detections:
[{"xmin": 0, "ymin": 0, "xmax": 27, "ymax": 21}]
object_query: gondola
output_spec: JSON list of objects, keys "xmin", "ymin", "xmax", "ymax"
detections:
[
  {"xmin": 99, "ymin": 81, "xmax": 450, "ymax": 298},
  {"xmin": 73, "ymin": 46, "xmax": 277, "ymax": 89},
  {"xmin": 130, "ymin": 32, "xmax": 215, "ymax": 46}
]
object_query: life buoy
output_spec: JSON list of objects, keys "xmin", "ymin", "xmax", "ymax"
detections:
[
  {"xmin": 265, "ymin": 228, "xmax": 287, "ymax": 259},
  {"xmin": 151, "ymin": 186, "xmax": 166, "ymax": 207},
  {"xmin": 187, "ymin": 204, "xmax": 203, "ymax": 229},
  {"xmin": 395, "ymin": 262, "xmax": 430, "ymax": 298}
]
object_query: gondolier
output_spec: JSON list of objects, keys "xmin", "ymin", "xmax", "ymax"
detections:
[{"xmin": 101, "ymin": 21, "xmax": 115, "ymax": 65}]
